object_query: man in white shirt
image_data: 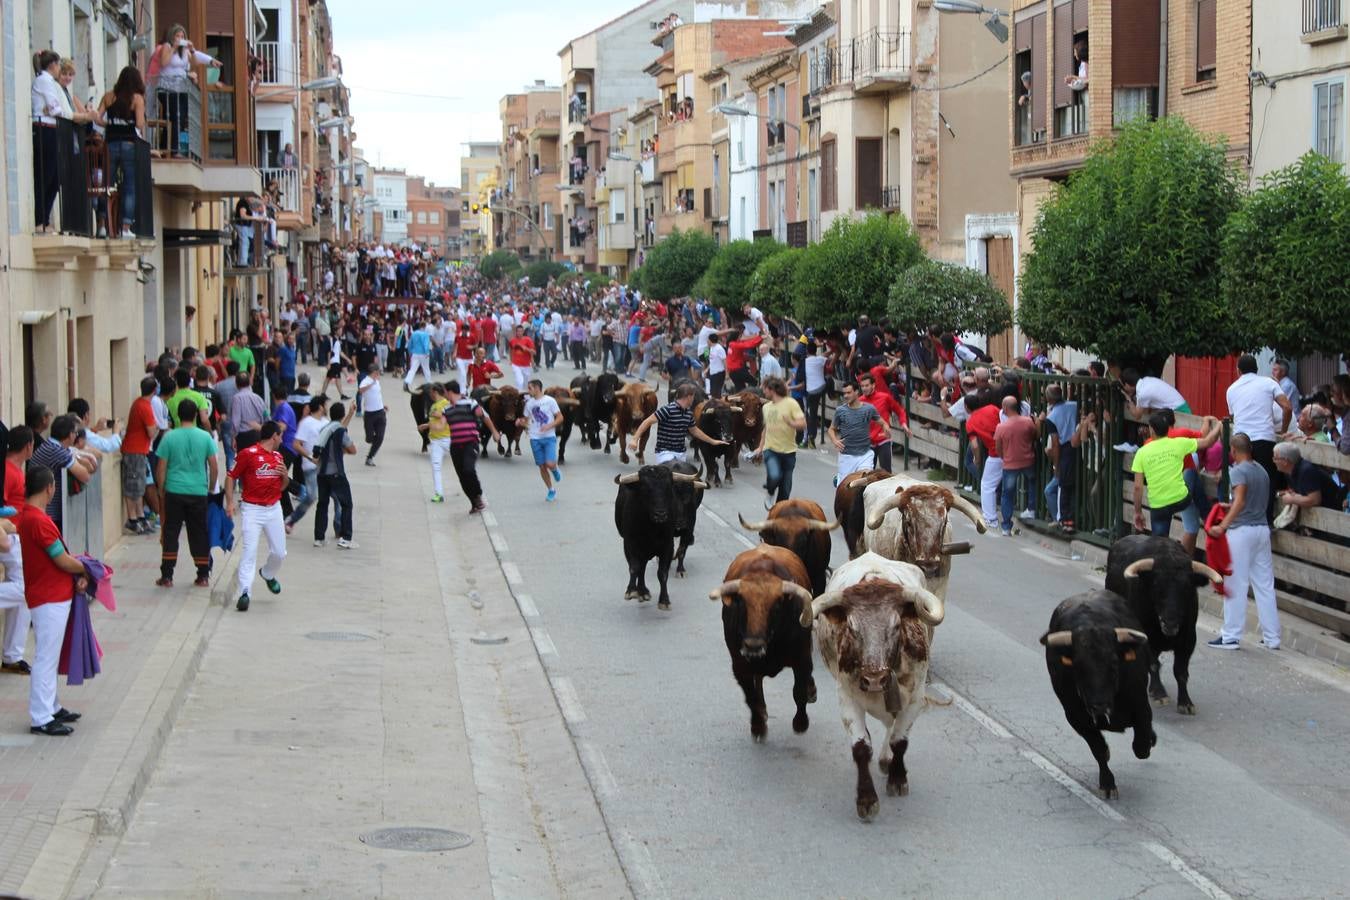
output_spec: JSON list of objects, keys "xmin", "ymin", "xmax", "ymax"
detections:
[
  {"xmin": 285, "ymin": 396, "xmax": 325, "ymax": 534},
  {"xmin": 741, "ymin": 304, "xmax": 767, "ymax": 337},
  {"xmin": 498, "ymin": 309, "xmax": 516, "ymax": 359},
  {"xmin": 518, "ymin": 380, "xmax": 564, "ymax": 502},
  {"xmin": 357, "ymin": 363, "xmax": 387, "ymax": 467},
  {"xmin": 707, "ymin": 333, "xmax": 728, "ymax": 398},
  {"xmin": 1121, "ymin": 369, "xmax": 1189, "ymax": 416},
  {"xmin": 1272, "ymin": 358, "xmax": 1300, "ymax": 414},
  {"xmin": 757, "ymin": 342, "xmax": 783, "ymax": 381},
  {"xmin": 1226, "ymin": 353, "xmax": 1292, "ymax": 522},
  {"xmin": 540, "ymin": 313, "xmax": 560, "ymax": 370}
]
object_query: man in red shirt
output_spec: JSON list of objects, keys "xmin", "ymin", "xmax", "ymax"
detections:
[
  {"xmin": 508, "ymin": 325, "xmax": 535, "ymax": 391},
  {"xmin": 5, "ymin": 427, "xmax": 34, "ymax": 511},
  {"xmin": 726, "ymin": 332, "xmax": 763, "ymax": 392},
  {"xmin": 18, "ymin": 467, "xmax": 88, "ymax": 736},
  {"xmin": 478, "ymin": 313, "xmax": 499, "ymax": 362},
  {"xmin": 966, "ymin": 399, "xmax": 1002, "ymax": 529},
  {"xmin": 225, "ymin": 421, "xmax": 289, "ymax": 612},
  {"xmin": 994, "ymin": 395, "xmax": 1038, "ymax": 536},
  {"xmin": 858, "ymin": 372, "xmax": 910, "ymax": 473},
  {"xmin": 121, "ymin": 376, "xmax": 160, "ymax": 534},
  {"xmin": 453, "ymin": 316, "xmax": 477, "ymax": 389},
  {"xmin": 468, "ymin": 345, "xmax": 503, "ymax": 390}
]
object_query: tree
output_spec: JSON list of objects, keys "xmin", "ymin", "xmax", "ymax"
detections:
[
  {"xmin": 630, "ymin": 228, "xmax": 717, "ymax": 300},
  {"xmin": 748, "ymin": 246, "xmax": 803, "ymax": 318},
  {"xmin": 1016, "ymin": 116, "xmax": 1243, "ymax": 373},
  {"xmin": 793, "ymin": 213, "xmax": 924, "ymax": 328},
  {"xmin": 1220, "ymin": 152, "xmax": 1350, "ymax": 357},
  {"xmin": 888, "ymin": 261, "xmax": 1013, "ymax": 336},
  {"xmin": 524, "ymin": 259, "xmax": 567, "ymax": 288},
  {"xmin": 697, "ymin": 238, "xmax": 786, "ymax": 310},
  {"xmin": 479, "ymin": 250, "xmax": 522, "ymax": 282}
]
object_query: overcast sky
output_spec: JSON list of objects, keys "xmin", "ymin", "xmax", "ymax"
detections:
[{"xmin": 326, "ymin": 0, "xmax": 640, "ymax": 188}]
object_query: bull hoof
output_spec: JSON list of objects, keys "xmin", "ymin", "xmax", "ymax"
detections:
[
  {"xmin": 657, "ymin": 599, "xmax": 670, "ymax": 610},
  {"xmin": 675, "ymin": 567, "xmax": 686, "ymax": 578},
  {"xmin": 1177, "ymin": 702, "xmax": 1197, "ymax": 716},
  {"xmin": 886, "ymin": 781, "xmax": 908, "ymax": 797},
  {"xmin": 638, "ymin": 593, "xmax": 652, "ymax": 603},
  {"xmin": 856, "ymin": 797, "xmax": 880, "ymax": 821},
  {"xmin": 792, "ymin": 711, "xmax": 809, "ymax": 733},
  {"xmin": 1152, "ymin": 696, "xmax": 1170, "ymax": 708},
  {"xmin": 514, "ymin": 447, "xmax": 521, "ymax": 456},
  {"xmin": 497, "ymin": 445, "xmax": 507, "ymax": 457},
  {"xmin": 624, "ymin": 589, "xmax": 639, "ymax": 601},
  {"xmin": 1100, "ymin": 785, "xmax": 1119, "ymax": 801},
  {"xmin": 807, "ymin": 683, "xmax": 817, "ymax": 704}
]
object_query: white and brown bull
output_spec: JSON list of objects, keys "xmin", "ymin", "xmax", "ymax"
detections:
[
  {"xmin": 860, "ymin": 474, "xmax": 985, "ymax": 598},
  {"xmin": 611, "ymin": 382, "xmax": 659, "ymax": 465},
  {"xmin": 802, "ymin": 553, "xmax": 945, "ymax": 820}
]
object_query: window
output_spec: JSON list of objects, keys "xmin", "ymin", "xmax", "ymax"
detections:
[
  {"xmin": 611, "ymin": 188, "xmax": 626, "ymax": 223},
  {"xmin": 417, "ymin": 211, "xmax": 427, "ymax": 224},
  {"xmin": 430, "ymin": 211, "xmax": 440, "ymax": 224},
  {"xmin": 1195, "ymin": 0, "xmax": 1216, "ymax": 82},
  {"xmin": 821, "ymin": 138, "xmax": 837, "ymax": 211},
  {"xmin": 1315, "ymin": 79, "xmax": 1345, "ymax": 162},
  {"xmin": 767, "ymin": 86, "xmax": 778, "ymax": 147},
  {"xmin": 768, "ymin": 181, "xmax": 778, "ymax": 237},
  {"xmin": 1014, "ymin": 12, "xmax": 1047, "ymax": 145},
  {"xmin": 856, "ymin": 137, "xmax": 882, "ymax": 210}
]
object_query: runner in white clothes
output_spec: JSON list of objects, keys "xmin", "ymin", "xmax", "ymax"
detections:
[{"xmin": 225, "ymin": 421, "xmax": 289, "ymax": 612}]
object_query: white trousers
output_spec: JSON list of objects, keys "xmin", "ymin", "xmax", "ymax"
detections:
[
  {"xmin": 980, "ymin": 456, "xmax": 1004, "ymax": 525},
  {"xmin": 429, "ymin": 437, "xmax": 450, "ymax": 495},
  {"xmin": 29, "ymin": 600, "xmax": 71, "ymax": 726},
  {"xmin": 1221, "ymin": 524, "xmax": 1281, "ymax": 646},
  {"xmin": 0, "ymin": 541, "xmax": 31, "ymax": 664},
  {"xmin": 404, "ymin": 354, "xmax": 432, "ymax": 386},
  {"xmin": 237, "ymin": 501, "xmax": 287, "ymax": 597},
  {"xmin": 456, "ymin": 358, "xmax": 471, "ymax": 391},
  {"xmin": 836, "ymin": 451, "xmax": 874, "ymax": 483},
  {"xmin": 654, "ymin": 449, "xmax": 686, "ymax": 465},
  {"xmin": 512, "ymin": 364, "xmax": 531, "ymax": 391},
  {"xmin": 3, "ymin": 605, "xmax": 31, "ymax": 665}
]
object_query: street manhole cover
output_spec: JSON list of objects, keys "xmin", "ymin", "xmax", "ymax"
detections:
[
  {"xmin": 359, "ymin": 827, "xmax": 473, "ymax": 852},
  {"xmin": 305, "ymin": 631, "xmax": 374, "ymax": 642}
]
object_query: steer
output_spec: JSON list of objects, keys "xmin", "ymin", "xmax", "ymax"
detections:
[
  {"xmin": 611, "ymin": 381, "xmax": 659, "ymax": 465},
  {"xmin": 586, "ymin": 372, "xmax": 622, "ymax": 452},
  {"xmin": 834, "ymin": 470, "xmax": 892, "ymax": 558},
  {"xmin": 480, "ymin": 386, "xmax": 525, "ymax": 458},
  {"xmin": 1042, "ymin": 590, "xmax": 1154, "ymax": 799},
  {"xmin": 693, "ymin": 398, "xmax": 738, "ymax": 487},
  {"xmin": 710, "ymin": 545, "xmax": 817, "ymax": 742},
  {"xmin": 802, "ymin": 552, "xmax": 945, "ymax": 820},
  {"xmin": 543, "ymin": 386, "xmax": 582, "ymax": 465},
  {"xmin": 738, "ymin": 498, "xmax": 838, "ymax": 595},
  {"xmin": 726, "ymin": 390, "xmax": 763, "ymax": 470},
  {"xmin": 669, "ymin": 459, "xmax": 705, "ymax": 577},
  {"xmin": 409, "ymin": 383, "xmax": 432, "ymax": 453},
  {"xmin": 861, "ymin": 474, "xmax": 986, "ymax": 598},
  {"xmin": 569, "ymin": 375, "xmax": 598, "ymax": 449},
  {"xmin": 1104, "ymin": 535, "xmax": 1221, "ymax": 715},
  {"xmin": 614, "ymin": 465, "xmax": 705, "ymax": 609},
  {"xmin": 667, "ymin": 377, "xmax": 706, "ymax": 407}
]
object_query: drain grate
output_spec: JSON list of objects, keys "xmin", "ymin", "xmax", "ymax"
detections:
[
  {"xmin": 305, "ymin": 631, "xmax": 374, "ymax": 642},
  {"xmin": 359, "ymin": 827, "xmax": 473, "ymax": 852}
]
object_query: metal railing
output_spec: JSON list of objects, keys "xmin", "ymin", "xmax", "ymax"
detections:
[
  {"xmin": 62, "ymin": 468, "xmax": 104, "ymax": 557},
  {"xmin": 820, "ymin": 28, "xmax": 910, "ymax": 88},
  {"xmin": 260, "ymin": 166, "xmax": 300, "ymax": 212},
  {"xmin": 880, "ymin": 184, "xmax": 903, "ymax": 209},
  {"xmin": 147, "ymin": 77, "xmax": 203, "ymax": 161},
  {"xmin": 256, "ymin": 40, "xmax": 281, "ymax": 83},
  {"xmin": 1055, "ymin": 98, "xmax": 1088, "ymax": 139},
  {"xmin": 31, "ymin": 117, "xmax": 154, "ymax": 239},
  {"xmin": 1303, "ymin": 0, "xmax": 1343, "ymax": 32}
]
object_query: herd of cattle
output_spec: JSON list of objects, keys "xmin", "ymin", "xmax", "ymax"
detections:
[{"xmin": 409, "ymin": 376, "xmax": 1227, "ymax": 821}]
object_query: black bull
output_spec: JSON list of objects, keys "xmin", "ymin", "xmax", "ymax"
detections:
[{"xmin": 613, "ymin": 465, "xmax": 707, "ymax": 609}]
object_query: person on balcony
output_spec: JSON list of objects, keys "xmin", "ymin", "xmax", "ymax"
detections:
[
  {"xmin": 31, "ymin": 51, "xmax": 66, "ymax": 233},
  {"xmin": 1063, "ymin": 39, "xmax": 1088, "ymax": 93},
  {"xmin": 96, "ymin": 66, "xmax": 147, "ymax": 240},
  {"xmin": 56, "ymin": 59, "xmax": 101, "ymax": 132},
  {"xmin": 153, "ymin": 25, "xmax": 221, "ymax": 158},
  {"xmin": 281, "ymin": 143, "xmax": 297, "ymax": 169}
]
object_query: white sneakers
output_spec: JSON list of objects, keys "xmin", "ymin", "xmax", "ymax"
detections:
[{"xmin": 336, "ymin": 538, "xmax": 358, "ymax": 550}]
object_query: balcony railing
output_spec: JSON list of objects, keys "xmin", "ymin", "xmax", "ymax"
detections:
[
  {"xmin": 260, "ymin": 166, "xmax": 301, "ymax": 212},
  {"xmin": 1303, "ymin": 0, "xmax": 1343, "ymax": 33},
  {"xmin": 880, "ymin": 184, "xmax": 903, "ymax": 210},
  {"xmin": 819, "ymin": 28, "xmax": 910, "ymax": 88},
  {"xmin": 256, "ymin": 41, "xmax": 281, "ymax": 83},
  {"xmin": 147, "ymin": 77, "xmax": 203, "ymax": 161},
  {"xmin": 1054, "ymin": 97, "xmax": 1088, "ymax": 139},
  {"xmin": 31, "ymin": 117, "xmax": 154, "ymax": 239}
]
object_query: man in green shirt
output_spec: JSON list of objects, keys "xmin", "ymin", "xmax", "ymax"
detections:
[
  {"xmin": 166, "ymin": 368, "xmax": 210, "ymax": 428},
  {"xmin": 1131, "ymin": 411, "xmax": 1221, "ymax": 538},
  {"xmin": 154, "ymin": 398, "xmax": 219, "ymax": 588},
  {"xmin": 227, "ymin": 329, "xmax": 256, "ymax": 377}
]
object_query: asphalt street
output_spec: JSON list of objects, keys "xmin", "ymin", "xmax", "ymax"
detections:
[{"xmin": 476, "ymin": 363, "xmax": 1350, "ymax": 900}]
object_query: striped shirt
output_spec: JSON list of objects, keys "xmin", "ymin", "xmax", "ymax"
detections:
[
  {"xmin": 654, "ymin": 402, "xmax": 694, "ymax": 455},
  {"xmin": 443, "ymin": 399, "xmax": 484, "ymax": 446}
]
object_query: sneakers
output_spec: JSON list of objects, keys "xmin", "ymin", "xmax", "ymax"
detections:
[
  {"xmin": 193, "ymin": 576, "xmax": 210, "ymax": 588},
  {"xmin": 337, "ymin": 538, "xmax": 358, "ymax": 549},
  {"xmin": 364, "ymin": 458, "xmax": 376, "ymax": 467},
  {"xmin": 430, "ymin": 493, "xmax": 444, "ymax": 503},
  {"xmin": 30, "ymin": 720, "xmax": 73, "ymax": 736},
  {"xmin": 119, "ymin": 228, "xmax": 136, "ymax": 240},
  {"xmin": 1018, "ymin": 509, "xmax": 1035, "ymax": 520},
  {"xmin": 261, "ymin": 570, "xmax": 281, "ymax": 595},
  {"xmin": 1261, "ymin": 640, "xmax": 1281, "ymax": 650},
  {"xmin": 313, "ymin": 539, "xmax": 326, "ymax": 548},
  {"xmin": 552, "ymin": 468, "xmax": 562, "ymax": 483},
  {"xmin": 546, "ymin": 489, "xmax": 557, "ymax": 502},
  {"xmin": 236, "ymin": 592, "xmax": 250, "ymax": 612},
  {"xmin": 470, "ymin": 499, "xmax": 487, "ymax": 514},
  {"xmin": 123, "ymin": 519, "xmax": 142, "ymax": 535},
  {"xmin": 1000, "ymin": 527, "xmax": 1013, "ymax": 537},
  {"xmin": 154, "ymin": 577, "xmax": 173, "ymax": 588},
  {"xmin": 1206, "ymin": 637, "xmax": 1239, "ymax": 650}
]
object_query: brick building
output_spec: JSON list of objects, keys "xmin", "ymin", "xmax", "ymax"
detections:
[{"xmin": 406, "ymin": 177, "xmax": 462, "ymax": 258}]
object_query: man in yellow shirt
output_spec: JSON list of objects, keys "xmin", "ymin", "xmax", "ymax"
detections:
[
  {"xmin": 755, "ymin": 376, "xmax": 806, "ymax": 510},
  {"xmin": 1131, "ymin": 411, "xmax": 1222, "ymax": 537},
  {"xmin": 417, "ymin": 383, "xmax": 453, "ymax": 503}
]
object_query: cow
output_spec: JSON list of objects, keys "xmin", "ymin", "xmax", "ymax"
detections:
[
  {"xmin": 667, "ymin": 377, "xmax": 706, "ymax": 407},
  {"xmin": 860, "ymin": 473, "xmax": 986, "ymax": 599},
  {"xmin": 692, "ymin": 398, "xmax": 739, "ymax": 487},
  {"xmin": 580, "ymin": 372, "xmax": 621, "ymax": 452},
  {"xmin": 737, "ymin": 498, "xmax": 838, "ymax": 595},
  {"xmin": 409, "ymin": 383, "xmax": 432, "ymax": 453},
  {"xmin": 1041, "ymin": 590, "xmax": 1155, "ymax": 799},
  {"xmin": 611, "ymin": 381, "xmax": 658, "ymax": 465},
  {"xmin": 801, "ymin": 553, "xmax": 945, "ymax": 820},
  {"xmin": 669, "ymin": 458, "xmax": 705, "ymax": 577},
  {"xmin": 543, "ymin": 386, "xmax": 582, "ymax": 465},
  {"xmin": 479, "ymin": 386, "xmax": 525, "ymax": 458},
  {"xmin": 709, "ymin": 545, "xmax": 817, "ymax": 742},
  {"xmin": 834, "ymin": 470, "xmax": 892, "ymax": 558},
  {"xmin": 1104, "ymin": 535, "xmax": 1222, "ymax": 715},
  {"xmin": 725, "ymin": 390, "xmax": 763, "ymax": 470},
  {"xmin": 614, "ymin": 465, "xmax": 706, "ymax": 609}
]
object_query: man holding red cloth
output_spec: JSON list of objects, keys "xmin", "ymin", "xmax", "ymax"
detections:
[{"xmin": 226, "ymin": 421, "xmax": 289, "ymax": 612}]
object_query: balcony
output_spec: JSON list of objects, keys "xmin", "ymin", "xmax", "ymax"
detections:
[
  {"xmin": 148, "ymin": 80, "xmax": 260, "ymax": 198},
  {"xmin": 256, "ymin": 41, "xmax": 281, "ymax": 84},
  {"xmin": 823, "ymin": 28, "xmax": 910, "ymax": 95},
  {"xmin": 880, "ymin": 184, "xmax": 903, "ymax": 210},
  {"xmin": 1303, "ymin": 0, "xmax": 1346, "ymax": 40},
  {"xmin": 1054, "ymin": 97, "xmax": 1088, "ymax": 140}
]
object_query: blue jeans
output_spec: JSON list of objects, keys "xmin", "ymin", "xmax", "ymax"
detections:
[
  {"xmin": 286, "ymin": 468, "xmax": 318, "ymax": 527},
  {"xmin": 1043, "ymin": 474, "xmax": 1060, "ymax": 521},
  {"xmin": 1000, "ymin": 465, "xmax": 1036, "ymax": 530},
  {"xmin": 763, "ymin": 449, "xmax": 797, "ymax": 503},
  {"xmin": 108, "ymin": 139, "xmax": 138, "ymax": 228}
]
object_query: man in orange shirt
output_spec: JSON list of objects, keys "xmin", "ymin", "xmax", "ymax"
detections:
[
  {"xmin": 994, "ymin": 396, "xmax": 1038, "ymax": 536},
  {"xmin": 121, "ymin": 376, "xmax": 160, "ymax": 535},
  {"xmin": 467, "ymin": 344, "xmax": 503, "ymax": 390},
  {"xmin": 858, "ymin": 372, "xmax": 909, "ymax": 473},
  {"xmin": 4, "ymin": 427, "xmax": 34, "ymax": 511}
]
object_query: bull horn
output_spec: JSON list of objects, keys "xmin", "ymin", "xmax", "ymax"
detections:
[
  {"xmin": 557, "ymin": 397, "xmax": 580, "ymax": 407},
  {"xmin": 708, "ymin": 579, "xmax": 741, "ymax": 601},
  {"xmin": 1122, "ymin": 558, "xmax": 1155, "ymax": 579},
  {"xmin": 865, "ymin": 490, "xmax": 910, "ymax": 530},
  {"xmin": 781, "ymin": 580, "xmax": 814, "ymax": 607},
  {"xmin": 671, "ymin": 472, "xmax": 700, "ymax": 483},
  {"xmin": 1115, "ymin": 628, "xmax": 1148, "ymax": 645},
  {"xmin": 738, "ymin": 513, "xmax": 772, "ymax": 532},
  {"xmin": 1040, "ymin": 630, "xmax": 1073, "ymax": 647},
  {"xmin": 727, "ymin": 405, "xmax": 744, "ymax": 413},
  {"xmin": 570, "ymin": 388, "xmax": 581, "ymax": 398},
  {"xmin": 947, "ymin": 493, "xmax": 988, "ymax": 535},
  {"xmin": 803, "ymin": 518, "xmax": 842, "ymax": 532},
  {"xmin": 941, "ymin": 541, "xmax": 972, "ymax": 555},
  {"xmin": 693, "ymin": 481, "xmax": 709, "ymax": 490},
  {"xmin": 614, "ymin": 473, "xmax": 640, "ymax": 485},
  {"xmin": 801, "ymin": 590, "xmax": 846, "ymax": 627},
  {"xmin": 900, "ymin": 585, "xmax": 945, "ymax": 627},
  {"xmin": 1191, "ymin": 561, "xmax": 1223, "ymax": 584}
]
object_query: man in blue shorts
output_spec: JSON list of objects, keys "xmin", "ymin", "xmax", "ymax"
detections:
[{"xmin": 518, "ymin": 379, "xmax": 564, "ymax": 502}]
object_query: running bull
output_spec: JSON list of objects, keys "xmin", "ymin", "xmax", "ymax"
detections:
[
  {"xmin": 738, "ymin": 498, "xmax": 838, "ymax": 595},
  {"xmin": 861, "ymin": 474, "xmax": 986, "ymax": 599},
  {"xmin": 614, "ymin": 465, "xmax": 706, "ymax": 609}
]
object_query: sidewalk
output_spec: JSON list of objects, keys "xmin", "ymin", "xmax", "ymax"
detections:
[{"xmin": 0, "ymin": 520, "xmax": 240, "ymax": 899}]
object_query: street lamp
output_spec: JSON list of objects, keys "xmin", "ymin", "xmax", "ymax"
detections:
[
  {"xmin": 714, "ymin": 103, "xmax": 802, "ymax": 134},
  {"xmin": 933, "ymin": 0, "xmax": 1009, "ymax": 42}
]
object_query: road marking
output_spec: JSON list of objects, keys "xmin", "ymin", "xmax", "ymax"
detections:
[
  {"xmin": 703, "ymin": 509, "xmax": 728, "ymax": 528},
  {"xmin": 515, "ymin": 592, "xmax": 539, "ymax": 618},
  {"xmin": 501, "ymin": 561, "xmax": 523, "ymax": 585},
  {"xmin": 619, "ymin": 830, "xmax": 668, "ymax": 900},
  {"xmin": 578, "ymin": 740, "xmax": 618, "ymax": 797},
  {"xmin": 1018, "ymin": 749, "xmax": 1126, "ymax": 822},
  {"xmin": 480, "ymin": 510, "xmax": 498, "ymax": 528},
  {"xmin": 488, "ymin": 530, "xmax": 509, "ymax": 554},
  {"xmin": 529, "ymin": 625, "xmax": 557, "ymax": 657},
  {"xmin": 941, "ymin": 684, "xmax": 1013, "ymax": 739},
  {"xmin": 1142, "ymin": 842, "xmax": 1234, "ymax": 900},
  {"xmin": 732, "ymin": 532, "xmax": 756, "ymax": 549},
  {"xmin": 1019, "ymin": 546, "xmax": 1067, "ymax": 567},
  {"xmin": 553, "ymin": 676, "xmax": 587, "ymax": 725}
]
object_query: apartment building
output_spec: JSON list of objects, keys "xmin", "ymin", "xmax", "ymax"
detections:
[
  {"xmin": 791, "ymin": 4, "xmax": 835, "ymax": 246},
  {"xmin": 460, "ymin": 141, "xmax": 498, "ymax": 261},
  {"xmin": 406, "ymin": 177, "xmax": 462, "ymax": 258},
  {"xmin": 372, "ymin": 168, "xmax": 408, "ymax": 245},
  {"xmin": 496, "ymin": 83, "xmax": 561, "ymax": 262},
  {"xmin": 706, "ymin": 50, "xmax": 784, "ymax": 244}
]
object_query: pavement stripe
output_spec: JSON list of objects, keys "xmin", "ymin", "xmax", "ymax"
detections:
[
  {"xmin": 552, "ymin": 677, "xmax": 586, "ymax": 725},
  {"xmin": 480, "ymin": 510, "xmax": 498, "ymax": 528},
  {"xmin": 1019, "ymin": 547, "xmax": 1067, "ymax": 567},
  {"xmin": 488, "ymin": 530, "xmax": 509, "ymax": 554},
  {"xmin": 501, "ymin": 561, "xmax": 523, "ymax": 585},
  {"xmin": 702, "ymin": 509, "xmax": 729, "ymax": 528},
  {"xmin": 619, "ymin": 830, "xmax": 668, "ymax": 900},
  {"xmin": 577, "ymin": 740, "xmax": 618, "ymax": 798},
  {"xmin": 941, "ymin": 685, "xmax": 1013, "ymax": 739},
  {"xmin": 1143, "ymin": 843, "xmax": 1234, "ymax": 900},
  {"xmin": 1018, "ymin": 749, "xmax": 1127, "ymax": 823},
  {"xmin": 732, "ymin": 532, "xmax": 756, "ymax": 549},
  {"xmin": 515, "ymin": 592, "xmax": 539, "ymax": 619},
  {"xmin": 529, "ymin": 625, "xmax": 558, "ymax": 658}
]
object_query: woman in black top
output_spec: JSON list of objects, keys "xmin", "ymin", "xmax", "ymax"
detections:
[{"xmin": 97, "ymin": 67, "xmax": 147, "ymax": 239}]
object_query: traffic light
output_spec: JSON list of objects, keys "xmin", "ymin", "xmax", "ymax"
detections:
[{"xmin": 470, "ymin": 203, "xmax": 480, "ymax": 214}]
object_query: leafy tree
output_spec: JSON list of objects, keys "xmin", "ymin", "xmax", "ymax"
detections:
[
  {"xmin": 1220, "ymin": 152, "xmax": 1350, "ymax": 357},
  {"xmin": 748, "ymin": 246, "xmax": 803, "ymax": 318},
  {"xmin": 794, "ymin": 213, "xmax": 924, "ymax": 328},
  {"xmin": 583, "ymin": 272, "xmax": 614, "ymax": 290},
  {"xmin": 888, "ymin": 261, "xmax": 1013, "ymax": 336},
  {"xmin": 630, "ymin": 228, "xmax": 718, "ymax": 300},
  {"xmin": 1017, "ymin": 117, "xmax": 1243, "ymax": 373},
  {"xmin": 698, "ymin": 238, "xmax": 786, "ymax": 310},
  {"xmin": 524, "ymin": 259, "xmax": 568, "ymax": 288},
  {"xmin": 479, "ymin": 250, "xmax": 522, "ymax": 281}
]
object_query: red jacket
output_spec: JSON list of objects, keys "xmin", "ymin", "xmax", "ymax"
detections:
[
  {"xmin": 726, "ymin": 335, "xmax": 762, "ymax": 372},
  {"xmin": 862, "ymin": 390, "xmax": 908, "ymax": 446}
]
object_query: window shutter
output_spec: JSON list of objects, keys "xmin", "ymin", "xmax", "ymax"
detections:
[
  {"xmin": 1196, "ymin": 0, "xmax": 1217, "ymax": 77},
  {"xmin": 1072, "ymin": 0, "xmax": 1088, "ymax": 32},
  {"xmin": 1111, "ymin": 0, "xmax": 1161, "ymax": 87},
  {"xmin": 821, "ymin": 139, "xmax": 837, "ymax": 211},
  {"xmin": 1053, "ymin": 3, "xmax": 1074, "ymax": 109},
  {"xmin": 1029, "ymin": 13, "xmax": 1047, "ymax": 135},
  {"xmin": 855, "ymin": 138, "xmax": 882, "ymax": 210}
]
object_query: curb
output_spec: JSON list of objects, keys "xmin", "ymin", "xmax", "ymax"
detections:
[{"xmin": 20, "ymin": 546, "xmax": 241, "ymax": 900}]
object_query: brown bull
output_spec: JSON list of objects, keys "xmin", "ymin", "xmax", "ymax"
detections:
[
  {"xmin": 738, "ymin": 498, "xmax": 839, "ymax": 595},
  {"xmin": 483, "ymin": 386, "xmax": 525, "ymax": 457},
  {"xmin": 710, "ymin": 545, "xmax": 817, "ymax": 742},
  {"xmin": 611, "ymin": 381, "xmax": 659, "ymax": 465},
  {"xmin": 726, "ymin": 390, "xmax": 763, "ymax": 470},
  {"xmin": 834, "ymin": 470, "xmax": 892, "ymax": 558}
]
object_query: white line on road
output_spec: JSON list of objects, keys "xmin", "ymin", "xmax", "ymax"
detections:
[
  {"xmin": 480, "ymin": 510, "xmax": 498, "ymax": 528},
  {"xmin": 515, "ymin": 592, "xmax": 539, "ymax": 618},
  {"xmin": 553, "ymin": 676, "xmax": 587, "ymax": 725},
  {"xmin": 620, "ymin": 830, "xmax": 669, "ymax": 900},
  {"xmin": 1019, "ymin": 547, "xmax": 1067, "ymax": 567},
  {"xmin": 577, "ymin": 740, "xmax": 618, "ymax": 797},
  {"xmin": 703, "ymin": 509, "xmax": 728, "ymax": 528},
  {"xmin": 1018, "ymin": 749, "xmax": 1127, "ymax": 822},
  {"xmin": 488, "ymin": 530, "xmax": 509, "ymax": 554},
  {"xmin": 1142, "ymin": 843, "xmax": 1234, "ymax": 900},
  {"xmin": 529, "ymin": 625, "xmax": 557, "ymax": 658},
  {"xmin": 501, "ymin": 561, "xmax": 523, "ymax": 585},
  {"xmin": 732, "ymin": 532, "xmax": 756, "ymax": 549},
  {"xmin": 941, "ymin": 684, "xmax": 1013, "ymax": 739}
]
